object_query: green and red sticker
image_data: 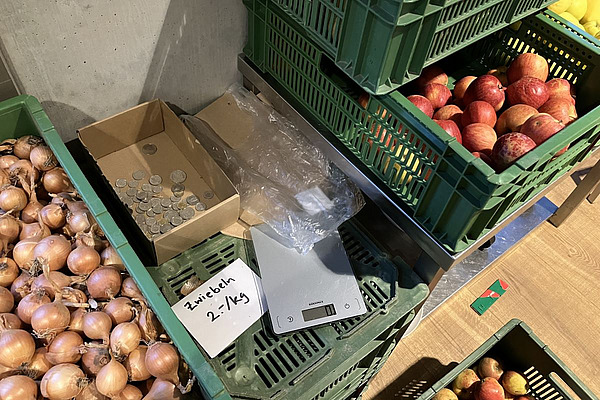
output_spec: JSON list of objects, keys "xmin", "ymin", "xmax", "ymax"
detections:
[{"xmin": 471, "ymin": 279, "xmax": 509, "ymax": 315}]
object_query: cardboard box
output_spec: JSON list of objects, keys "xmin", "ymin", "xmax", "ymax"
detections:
[{"xmin": 78, "ymin": 99, "xmax": 240, "ymax": 264}]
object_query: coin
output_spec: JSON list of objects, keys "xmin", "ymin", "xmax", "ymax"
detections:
[
  {"xmin": 150, "ymin": 224, "xmax": 160, "ymax": 234},
  {"xmin": 150, "ymin": 198, "xmax": 161, "ymax": 207},
  {"xmin": 146, "ymin": 209, "xmax": 156, "ymax": 217},
  {"xmin": 142, "ymin": 143, "xmax": 157, "ymax": 155},
  {"xmin": 164, "ymin": 210, "xmax": 178, "ymax": 220},
  {"xmin": 186, "ymin": 195, "xmax": 199, "ymax": 205},
  {"xmin": 135, "ymin": 214, "xmax": 146, "ymax": 224},
  {"xmin": 128, "ymin": 180, "xmax": 138, "ymax": 188},
  {"xmin": 136, "ymin": 191, "xmax": 146, "ymax": 201},
  {"xmin": 171, "ymin": 183, "xmax": 185, "ymax": 194},
  {"xmin": 170, "ymin": 170, "xmax": 187, "ymax": 184},
  {"xmin": 123, "ymin": 198, "xmax": 134, "ymax": 208},
  {"xmin": 203, "ymin": 191, "xmax": 214, "ymax": 199},
  {"xmin": 115, "ymin": 178, "xmax": 127, "ymax": 188},
  {"xmin": 149, "ymin": 175, "xmax": 162, "ymax": 185},
  {"xmin": 170, "ymin": 215, "xmax": 183, "ymax": 226},
  {"xmin": 146, "ymin": 217, "xmax": 157, "ymax": 226},
  {"xmin": 141, "ymin": 183, "xmax": 152, "ymax": 192},
  {"xmin": 195, "ymin": 202, "xmax": 207, "ymax": 211},
  {"xmin": 160, "ymin": 224, "xmax": 171, "ymax": 234},
  {"xmin": 152, "ymin": 204, "xmax": 162, "ymax": 213},
  {"xmin": 160, "ymin": 198, "xmax": 171, "ymax": 208},
  {"xmin": 126, "ymin": 188, "xmax": 137, "ymax": 197},
  {"xmin": 170, "ymin": 195, "xmax": 180, "ymax": 202},
  {"xmin": 139, "ymin": 202, "xmax": 150, "ymax": 211},
  {"xmin": 180, "ymin": 207, "xmax": 195, "ymax": 220},
  {"xmin": 133, "ymin": 170, "xmax": 146, "ymax": 180},
  {"xmin": 152, "ymin": 185, "xmax": 162, "ymax": 194}
]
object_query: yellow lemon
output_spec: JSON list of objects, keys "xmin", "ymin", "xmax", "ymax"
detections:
[
  {"xmin": 549, "ymin": 0, "xmax": 572, "ymax": 14},
  {"xmin": 581, "ymin": 0, "xmax": 600, "ymax": 23},
  {"xmin": 584, "ymin": 20, "xmax": 600, "ymax": 35},
  {"xmin": 559, "ymin": 11, "xmax": 587, "ymax": 30},
  {"xmin": 565, "ymin": 0, "xmax": 587, "ymax": 20}
]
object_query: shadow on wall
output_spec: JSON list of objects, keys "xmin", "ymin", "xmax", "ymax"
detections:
[
  {"xmin": 41, "ymin": 101, "xmax": 94, "ymax": 141},
  {"xmin": 139, "ymin": 0, "xmax": 247, "ymax": 114}
]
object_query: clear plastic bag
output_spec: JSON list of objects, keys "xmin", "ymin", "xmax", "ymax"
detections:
[{"xmin": 182, "ymin": 84, "xmax": 364, "ymax": 254}]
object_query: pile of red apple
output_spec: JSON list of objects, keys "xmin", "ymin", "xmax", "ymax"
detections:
[
  {"xmin": 433, "ymin": 357, "xmax": 530, "ymax": 400},
  {"xmin": 406, "ymin": 53, "xmax": 577, "ymax": 171}
]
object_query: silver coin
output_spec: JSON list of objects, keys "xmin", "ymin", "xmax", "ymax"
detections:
[
  {"xmin": 135, "ymin": 204, "xmax": 145, "ymax": 214},
  {"xmin": 170, "ymin": 170, "xmax": 187, "ymax": 184},
  {"xmin": 146, "ymin": 217, "xmax": 157, "ymax": 226},
  {"xmin": 152, "ymin": 185, "xmax": 163, "ymax": 193},
  {"xmin": 150, "ymin": 198, "xmax": 161, "ymax": 207},
  {"xmin": 170, "ymin": 215, "xmax": 183, "ymax": 226},
  {"xmin": 149, "ymin": 174, "xmax": 162, "ymax": 185},
  {"xmin": 135, "ymin": 214, "xmax": 146, "ymax": 224},
  {"xmin": 186, "ymin": 195, "xmax": 199, "ymax": 205},
  {"xmin": 141, "ymin": 183, "xmax": 152, "ymax": 192},
  {"xmin": 164, "ymin": 210, "xmax": 178, "ymax": 220},
  {"xmin": 133, "ymin": 196, "xmax": 141, "ymax": 203},
  {"xmin": 160, "ymin": 224, "xmax": 171, "ymax": 234},
  {"xmin": 152, "ymin": 204, "xmax": 162, "ymax": 213},
  {"xmin": 160, "ymin": 198, "xmax": 171, "ymax": 208},
  {"xmin": 123, "ymin": 198, "xmax": 134, "ymax": 208},
  {"xmin": 146, "ymin": 209, "xmax": 156, "ymax": 217},
  {"xmin": 139, "ymin": 202, "xmax": 151, "ymax": 211},
  {"xmin": 115, "ymin": 187, "xmax": 122, "ymax": 194},
  {"xmin": 128, "ymin": 180, "xmax": 138, "ymax": 188},
  {"xmin": 178, "ymin": 201, "xmax": 188, "ymax": 210},
  {"xmin": 150, "ymin": 224, "xmax": 160, "ymax": 234},
  {"xmin": 115, "ymin": 178, "xmax": 127, "ymax": 188},
  {"xmin": 136, "ymin": 191, "xmax": 146, "ymax": 200},
  {"xmin": 195, "ymin": 202, "xmax": 207, "ymax": 211},
  {"xmin": 170, "ymin": 195, "xmax": 179, "ymax": 202},
  {"xmin": 203, "ymin": 191, "xmax": 214, "ymax": 199},
  {"xmin": 133, "ymin": 170, "xmax": 146, "ymax": 180},
  {"xmin": 142, "ymin": 143, "xmax": 157, "ymax": 155},
  {"xmin": 180, "ymin": 207, "xmax": 195, "ymax": 220},
  {"xmin": 171, "ymin": 183, "xmax": 185, "ymax": 193},
  {"xmin": 126, "ymin": 188, "xmax": 137, "ymax": 197},
  {"xmin": 171, "ymin": 203, "xmax": 179, "ymax": 211}
]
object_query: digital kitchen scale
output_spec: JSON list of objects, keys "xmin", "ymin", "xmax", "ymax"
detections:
[{"xmin": 250, "ymin": 224, "xmax": 366, "ymax": 334}]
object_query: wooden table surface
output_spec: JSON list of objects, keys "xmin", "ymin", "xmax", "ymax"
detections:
[{"xmin": 363, "ymin": 154, "xmax": 600, "ymax": 399}]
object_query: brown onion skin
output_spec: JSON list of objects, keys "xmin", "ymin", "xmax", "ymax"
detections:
[
  {"xmin": 19, "ymin": 222, "xmax": 51, "ymax": 240},
  {"xmin": 67, "ymin": 245, "xmax": 100, "ymax": 275},
  {"xmin": 26, "ymin": 347, "xmax": 52, "ymax": 379},
  {"xmin": 0, "ymin": 328, "xmax": 35, "ymax": 368},
  {"xmin": 0, "ymin": 187, "xmax": 28, "ymax": 212},
  {"xmin": 30, "ymin": 301, "xmax": 70, "ymax": 339},
  {"xmin": 21, "ymin": 200, "xmax": 44, "ymax": 224},
  {"xmin": 40, "ymin": 363, "xmax": 87, "ymax": 400},
  {"xmin": 0, "ymin": 155, "xmax": 18, "ymax": 169},
  {"xmin": 39, "ymin": 204, "xmax": 67, "ymax": 230},
  {"xmin": 87, "ymin": 267, "xmax": 122, "ymax": 300},
  {"xmin": 81, "ymin": 344, "xmax": 110, "ymax": 376},
  {"xmin": 10, "ymin": 271, "xmax": 32, "ymax": 302},
  {"xmin": 43, "ymin": 168, "xmax": 74, "ymax": 194},
  {"xmin": 69, "ymin": 308, "xmax": 86, "ymax": 335},
  {"xmin": 30, "ymin": 145, "xmax": 58, "ymax": 172},
  {"xmin": 0, "ymin": 258, "xmax": 19, "ymax": 287},
  {"xmin": 45, "ymin": 330, "xmax": 83, "ymax": 365},
  {"xmin": 14, "ymin": 135, "xmax": 43, "ymax": 159},
  {"xmin": 0, "ymin": 374, "xmax": 38, "ymax": 400},
  {"xmin": 32, "ymin": 235, "xmax": 71, "ymax": 271},
  {"xmin": 144, "ymin": 379, "xmax": 182, "ymax": 400},
  {"xmin": 0, "ymin": 286, "xmax": 14, "ymax": 313},
  {"xmin": 16, "ymin": 290, "xmax": 50, "ymax": 325},
  {"xmin": 0, "ymin": 313, "xmax": 23, "ymax": 329},
  {"xmin": 124, "ymin": 345, "xmax": 151, "ymax": 381},
  {"xmin": 103, "ymin": 297, "xmax": 134, "ymax": 325}
]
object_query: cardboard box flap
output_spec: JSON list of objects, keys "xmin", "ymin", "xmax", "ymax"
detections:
[{"xmin": 196, "ymin": 93, "xmax": 253, "ymax": 150}]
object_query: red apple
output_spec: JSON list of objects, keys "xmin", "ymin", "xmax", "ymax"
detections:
[
  {"xmin": 407, "ymin": 95, "xmax": 434, "ymax": 118},
  {"xmin": 462, "ymin": 123, "xmax": 497, "ymax": 154},
  {"xmin": 416, "ymin": 65, "xmax": 448, "ymax": 89},
  {"xmin": 478, "ymin": 357, "xmax": 504, "ymax": 381},
  {"xmin": 506, "ymin": 77, "xmax": 549, "ymax": 108},
  {"xmin": 546, "ymin": 78, "xmax": 573, "ymax": 99},
  {"xmin": 473, "ymin": 152, "xmax": 493, "ymax": 164},
  {"xmin": 507, "ymin": 53, "xmax": 549, "ymax": 83},
  {"xmin": 520, "ymin": 113, "xmax": 564, "ymax": 145},
  {"xmin": 538, "ymin": 98, "xmax": 577, "ymax": 125},
  {"xmin": 434, "ymin": 105, "xmax": 463, "ymax": 128},
  {"xmin": 475, "ymin": 377, "xmax": 505, "ymax": 400},
  {"xmin": 452, "ymin": 369, "xmax": 480, "ymax": 400},
  {"xmin": 358, "ymin": 92, "xmax": 370, "ymax": 108},
  {"xmin": 496, "ymin": 104, "xmax": 538, "ymax": 136},
  {"xmin": 491, "ymin": 132, "xmax": 537, "ymax": 170},
  {"xmin": 462, "ymin": 101, "xmax": 497, "ymax": 128},
  {"xmin": 453, "ymin": 76, "xmax": 477, "ymax": 104},
  {"xmin": 423, "ymin": 83, "xmax": 452, "ymax": 109},
  {"xmin": 487, "ymin": 66, "xmax": 508, "ymax": 87},
  {"xmin": 463, "ymin": 75, "xmax": 505, "ymax": 111},
  {"xmin": 435, "ymin": 119, "xmax": 462, "ymax": 143}
]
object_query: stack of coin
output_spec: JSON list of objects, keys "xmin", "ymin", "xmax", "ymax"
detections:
[{"xmin": 113, "ymin": 169, "xmax": 214, "ymax": 239}]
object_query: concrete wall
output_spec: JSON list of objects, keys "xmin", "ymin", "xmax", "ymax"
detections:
[{"xmin": 0, "ymin": 0, "xmax": 247, "ymax": 141}]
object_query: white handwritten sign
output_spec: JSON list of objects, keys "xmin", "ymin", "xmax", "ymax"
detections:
[{"xmin": 172, "ymin": 258, "xmax": 267, "ymax": 358}]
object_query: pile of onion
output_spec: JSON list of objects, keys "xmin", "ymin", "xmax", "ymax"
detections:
[{"xmin": 0, "ymin": 136, "xmax": 191, "ymax": 399}]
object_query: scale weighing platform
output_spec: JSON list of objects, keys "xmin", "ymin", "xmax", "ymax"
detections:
[{"xmin": 251, "ymin": 224, "xmax": 366, "ymax": 334}]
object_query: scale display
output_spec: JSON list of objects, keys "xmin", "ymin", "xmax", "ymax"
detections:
[{"xmin": 302, "ymin": 304, "xmax": 336, "ymax": 322}]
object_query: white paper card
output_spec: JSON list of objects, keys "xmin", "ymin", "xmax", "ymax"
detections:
[{"xmin": 171, "ymin": 258, "xmax": 267, "ymax": 358}]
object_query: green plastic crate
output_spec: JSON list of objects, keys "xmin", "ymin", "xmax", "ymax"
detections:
[
  {"xmin": 419, "ymin": 319, "xmax": 598, "ymax": 400},
  {"xmin": 250, "ymin": 0, "xmax": 554, "ymax": 94},
  {"xmin": 245, "ymin": 7, "xmax": 600, "ymax": 253}
]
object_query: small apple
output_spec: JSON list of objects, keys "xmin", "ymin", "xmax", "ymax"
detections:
[
  {"xmin": 462, "ymin": 101, "xmax": 497, "ymax": 127},
  {"xmin": 546, "ymin": 78, "xmax": 573, "ymax": 100},
  {"xmin": 358, "ymin": 92, "xmax": 370, "ymax": 108},
  {"xmin": 478, "ymin": 357, "xmax": 503, "ymax": 381},
  {"xmin": 435, "ymin": 119, "xmax": 462, "ymax": 143},
  {"xmin": 475, "ymin": 377, "xmax": 505, "ymax": 400},
  {"xmin": 423, "ymin": 83, "xmax": 452, "ymax": 109},
  {"xmin": 520, "ymin": 113, "xmax": 564, "ymax": 145},
  {"xmin": 507, "ymin": 53, "xmax": 549, "ymax": 83},
  {"xmin": 454, "ymin": 76, "xmax": 477, "ymax": 104},
  {"xmin": 463, "ymin": 75, "xmax": 505, "ymax": 111},
  {"xmin": 433, "ymin": 388, "xmax": 459, "ymax": 400},
  {"xmin": 506, "ymin": 77, "xmax": 549, "ymax": 109},
  {"xmin": 434, "ymin": 104, "xmax": 463, "ymax": 128},
  {"xmin": 416, "ymin": 65, "xmax": 448, "ymax": 89},
  {"xmin": 452, "ymin": 369, "xmax": 480, "ymax": 400},
  {"xmin": 491, "ymin": 132, "xmax": 537, "ymax": 170},
  {"xmin": 407, "ymin": 95, "xmax": 434, "ymax": 118},
  {"xmin": 462, "ymin": 123, "xmax": 497, "ymax": 154},
  {"xmin": 473, "ymin": 151, "xmax": 493, "ymax": 165},
  {"xmin": 538, "ymin": 98, "xmax": 577, "ymax": 125},
  {"xmin": 487, "ymin": 66, "xmax": 508, "ymax": 86},
  {"xmin": 502, "ymin": 371, "xmax": 529, "ymax": 396},
  {"xmin": 496, "ymin": 104, "xmax": 538, "ymax": 135}
]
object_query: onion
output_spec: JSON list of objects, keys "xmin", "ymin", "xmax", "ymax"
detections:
[
  {"xmin": 19, "ymin": 222, "xmax": 50, "ymax": 240},
  {"xmin": 45, "ymin": 330, "xmax": 83, "ymax": 364},
  {"xmin": 32, "ymin": 271, "xmax": 71, "ymax": 298},
  {"xmin": 0, "ymin": 364, "xmax": 14, "ymax": 380},
  {"xmin": 8, "ymin": 160, "xmax": 39, "ymax": 185},
  {"xmin": 0, "ymin": 287, "xmax": 13, "ymax": 313},
  {"xmin": 101, "ymin": 246, "xmax": 125, "ymax": 271},
  {"xmin": 0, "ymin": 328, "xmax": 35, "ymax": 368},
  {"xmin": 117, "ymin": 384, "xmax": 143, "ymax": 400},
  {"xmin": 16, "ymin": 290, "xmax": 50, "ymax": 324},
  {"xmin": 43, "ymin": 168, "xmax": 74, "ymax": 193},
  {"xmin": 104, "ymin": 297, "xmax": 134, "ymax": 325},
  {"xmin": 75, "ymin": 232, "xmax": 104, "ymax": 252},
  {"xmin": 0, "ymin": 216, "xmax": 20, "ymax": 253},
  {"xmin": 145, "ymin": 342, "xmax": 179, "ymax": 384},
  {"xmin": 68, "ymin": 201, "xmax": 89, "ymax": 213},
  {"xmin": 76, "ymin": 380, "xmax": 108, "ymax": 400},
  {"xmin": 10, "ymin": 271, "xmax": 32, "ymax": 301},
  {"xmin": 0, "ymin": 187, "xmax": 27, "ymax": 212},
  {"xmin": 82, "ymin": 311, "xmax": 112, "ymax": 344},
  {"xmin": 0, "ymin": 313, "xmax": 22, "ymax": 329},
  {"xmin": 121, "ymin": 277, "xmax": 142, "ymax": 299},
  {"xmin": 81, "ymin": 344, "xmax": 110, "ymax": 376},
  {"xmin": 68, "ymin": 211, "xmax": 94, "ymax": 235},
  {"xmin": 67, "ymin": 245, "xmax": 100, "ymax": 275},
  {"xmin": 0, "ymin": 170, "xmax": 9, "ymax": 188},
  {"xmin": 40, "ymin": 204, "xmax": 67, "ymax": 230},
  {"xmin": 61, "ymin": 287, "xmax": 88, "ymax": 309},
  {"xmin": 110, "ymin": 322, "xmax": 141, "ymax": 358},
  {"xmin": 0, "ymin": 258, "xmax": 18, "ymax": 287},
  {"xmin": 138, "ymin": 378, "xmax": 154, "ymax": 396},
  {"xmin": 12, "ymin": 239, "xmax": 39, "ymax": 270},
  {"xmin": 96, "ymin": 357, "xmax": 128, "ymax": 398},
  {"xmin": 50, "ymin": 192, "xmax": 75, "ymax": 207},
  {"xmin": 124, "ymin": 345, "xmax": 150, "ymax": 381},
  {"xmin": 69, "ymin": 308, "xmax": 86, "ymax": 335},
  {"xmin": 21, "ymin": 199, "xmax": 44, "ymax": 224},
  {"xmin": 25, "ymin": 347, "xmax": 52, "ymax": 379},
  {"xmin": 0, "ymin": 374, "xmax": 38, "ymax": 400},
  {"xmin": 31, "ymin": 300, "xmax": 70, "ymax": 340},
  {"xmin": 143, "ymin": 379, "xmax": 182, "ymax": 400},
  {"xmin": 41, "ymin": 363, "xmax": 88, "ymax": 400},
  {"xmin": 87, "ymin": 267, "xmax": 121, "ymax": 300},
  {"xmin": 0, "ymin": 155, "xmax": 18, "ymax": 170},
  {"xmin": 33, "ymin": 235, "xmax": 71, "ymax": 271},
  {"xmin": 30, "ymin": 145, "xmax": 58, "ymax": 172},
  {"xmin": 13, "ymin": 135, "xmax": 44, "ymax": 159},
  {"xmin": 137, "ymin": 302, "xmax": 163, "ymax": 343}
]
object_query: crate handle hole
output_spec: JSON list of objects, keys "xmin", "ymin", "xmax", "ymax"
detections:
[{"xmin": 548, "ymin": 372, "xmax": 582, "ymax": 400}]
